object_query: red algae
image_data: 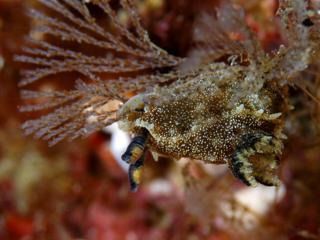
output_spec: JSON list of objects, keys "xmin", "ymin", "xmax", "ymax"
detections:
[{"xmin": 0, "ymin": 0, "xmax": 319, "ymax": 239}]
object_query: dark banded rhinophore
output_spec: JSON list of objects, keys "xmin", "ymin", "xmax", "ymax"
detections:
[
  {"xmin": 121, "ymin": 129, "xmax": 148, "ymax": 164},
  {"xmin": 122, "ymin": 128, "xmax": 149, "ymax": 191},
  {"xmin": 230, "ymin": 132, "xmax": 280, "ymax": 187},
  {"xmin": 128, "ymin": 156, "xmax": 145, "ymax": 192}
]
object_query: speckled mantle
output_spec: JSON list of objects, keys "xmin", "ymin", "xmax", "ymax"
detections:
[{"xmin": 118, "ymin": 62, "xmax": 287, "ymax": 167}]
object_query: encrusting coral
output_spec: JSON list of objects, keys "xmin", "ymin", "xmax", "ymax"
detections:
[{"xmin": 17, "ymin": 0, "xmax": 320, "ymax": 188}]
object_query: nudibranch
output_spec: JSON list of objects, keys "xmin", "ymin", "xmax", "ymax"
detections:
[{"xmin": 118, "ymin": 63, "xmax": 287, "ymax": 190}]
